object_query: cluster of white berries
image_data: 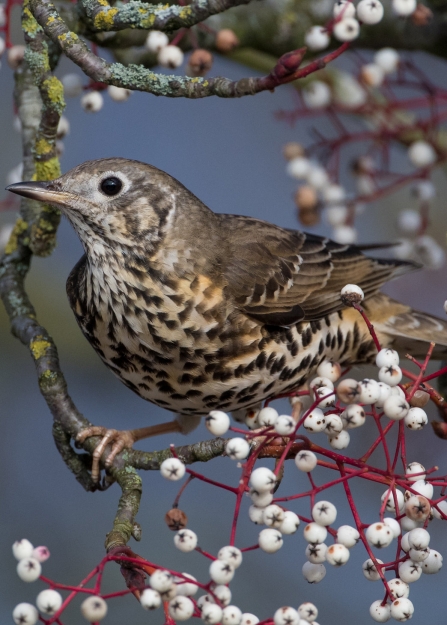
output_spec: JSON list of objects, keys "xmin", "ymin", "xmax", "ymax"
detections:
[
  {"xmin": 12, "ymin": 538, "xmax": 108, "ymax": 623},
  {"xmin": 305, "ymin": 0, "xmax": 417, "ymax": 51},
  {"xmin": 394, "ymin": 179, "xmax": 445, "ymax": 269},
  {"xmin": 145, "ymin": 30, "xmax": 185, "ymax": 69},
  {"xmin": 60, "ymin": 72, "xmax": 132, "ymax": 114}
]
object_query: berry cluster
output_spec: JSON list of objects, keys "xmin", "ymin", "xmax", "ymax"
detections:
[
  {"xmin": 12, "ymin": 285, "xmax": 447, "ymax": 624},
  {"xmin": 281, "ymin": 2, "xmax": 445, "ymax": 268}
]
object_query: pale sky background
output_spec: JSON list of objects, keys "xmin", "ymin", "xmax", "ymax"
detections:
[{"xmin": 1, "ymin": 45, "xmax": 447, "ymax": 625}]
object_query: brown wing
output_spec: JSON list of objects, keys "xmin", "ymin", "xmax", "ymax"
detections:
[{"xmin": 220, "ymin": 215, "xmax": 416, "ymax": 327}]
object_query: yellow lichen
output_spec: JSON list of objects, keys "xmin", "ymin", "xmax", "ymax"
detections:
[
  {"xmin": 35, "ymin": 138, "xmax": 53, "ymax": 156},
  {"xmin": 47, "ymin": 16, "xmax": 55, "ymax": 23},
  {"xmin": 140, "ymin": 13, "xmax": 156, "ymax": 28},
  {"xmin": 30, "ymin": 337, "xmax": 52, "ymax": 360},
  {"xmin": 97, "ymin": 0, "xmax": 109, "ymax": 6},
  {"xmin": 33, "ymin": 157, "xmax": 61, "ymax": 181},
  {"xmin": 178, "ymin": 6, "xmax": 192, "ymax": 18},
  {"xmin": 22, "ymin": 6, "xmax": 40, "ymax": 35},
  {"xmin": 4, "ymin": 218, "xmax": 28, "ymax": 255},
  {"xmin": 43, "ymin": 76, "xmax": 65, "ymax": 108},
  {"xmin": 94, "ymin": 7, "xmax": 118, "ymax": 29}
]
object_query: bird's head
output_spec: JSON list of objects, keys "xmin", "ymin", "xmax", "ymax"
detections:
[{"xmin": 6, "ymin": 157, "xmax": 197, "ymax": 256}]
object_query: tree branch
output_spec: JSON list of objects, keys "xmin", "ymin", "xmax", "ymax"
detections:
[{"xmin": 80, "ymin": 0, "xmax": 255, "ymax": 33}]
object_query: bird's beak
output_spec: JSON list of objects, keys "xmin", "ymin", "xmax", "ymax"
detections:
[{"xmin": 6, "ymin": 181, "xmax": 74, "ymax": 206}]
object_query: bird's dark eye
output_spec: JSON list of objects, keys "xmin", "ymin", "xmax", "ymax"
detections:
[{"xmin": 100, "ymin": 176, "xmax": 123, "ymax": 196}]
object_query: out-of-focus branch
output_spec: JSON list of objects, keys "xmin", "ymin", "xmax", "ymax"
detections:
[{"xmin": 80, "ymin": 0, "xmax": 255, "ymax": 33}]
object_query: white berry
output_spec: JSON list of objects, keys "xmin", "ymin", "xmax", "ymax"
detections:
[
  {"xmin": 108, "ymin": 85, "xmax": 131, "ymax": 102},
  {"xmin": 174, "ymin": 529, "xmax": 198, "ymax": 552},
  {"xmin": 209, "ymin": 559, "xmax": 235, "ymax": 584},
  {"xmin": 240, "ymin": 613, "xmax": 259, "ymax": 625},
  {"xmin": 390, "ymin": 597, "xmax": 414, "ymax": 621},
  {"xmin": 295, "ymin": 450, "xmax": 317, "ymax": 472},
  {"xmin": 376, "ymin": 383, "xmax": 392, "ymax": 409},
  {"xmin": 362, "ymin": 558, "xmax": 383, "ymax": 581},
  {"xmin": 312, "ymin": 501, "xmax": 337, "ymax": 526},
  {"xmin": 150, "ymin": 570, "xmax": 174, "ymax": 593},
  {"xmin": 422, "ymin": 549, "xmax": 443, "ymax": 574},
  {"xmin": 337, "ymin": 525, "xmax": 360, "ymax": 547},
  {"xmin": 384, "ymin": 517, "xmax": 401, "ymax": 538},
  {"xmin": 398, "ymin": 560, "xmax": 422, "ymax": 583},
  {"xmin": 404, "ymin": 407, "xmax": 428, "ymax": 430},
  {"xmin": 374, "ymin": 48, "xmax": 399, "ymax": 73},
  {"xmin": 392, "ymin": 0, "xmax": 416, "ymax": 16},
  {"xmin": 145, "ymin": 30, "xmax": 169, "ymax": 53},
  {"xmin": 376, "ymin": 349, "xmax": 399, "ymax": 368},
  {"xmin": 140, "ymin": 588, "xmax": 161, "ymax": 610},
  {"xmin": 381, "ymin": 488, "xmax": 405, "ymax": 512},
  {"xmin": 341, "ymin": 283, "xmax": 364, "ymax": 301},
  {"xmin": 287, "ymin": 157, "xmax": 311, "ymax": 180},
  {"xmin": 212, "ymin": 585, "xmax": 232, "ymax": 607},
  {"xmin": 206, "ymin": 410, "xmax": 230, "ymax": 436},
  {"xmin": 341, "ymin": 404, "xmax": 366, "ymax": 429},
  {"xmin": 325, "ymin": 413, "xmax": 344, "ymax": 435},
  {"xmin": 161, "ymin": 457, "xmax": 186, "ymax": 481},
  {"xmin": 304, "ymin": 26, "xmax": 330, "ymax": 51},
  {"xmin": 81, "ymin": 596, "xmax": 108, "ymax": 622},
  {"xmin": 369, "ymin": 600, "xmax": 391, "ymax": 623},
  {"xmin": 81, "ymin": 91, "xmax": 103, "ymax": 112},
  {"xmin": 279, "ymin": 511, "xmax": 300, "ymax": 534},
  {"xmin": 313, "ymin": 386, "xmax": 335, "ymax": 408},
  {"xmin": 361, "ymin": 63, "xmax": 385, "ymax": 87},
  {"xmin": 226, "ymin": 438, "xmax": 250, "ymax": 460},
  {"xmin": 275, "ymin": 414, "xmax": 296, "ymax": 436},
  {"xmin": 326, "ymin": 543, "xmax": 350, "ymax": 566},
  {"xmin": 407, "ymin": 479, "xmax": 433, "ymax": 499},
  {"xmin": 358, "ymin": 378, "xmax": 381, "ymax": 404},
  {"xmin": 302, "ymin": 81, "xmax": 331, "ymax": 109},
  {"xmin": 408, "ymin": 140, "xmax": 436, "ymax": 168},
  {"xmin": 398, "ymin": 209, "xmax": 422, "ymax": 234},
  {"xmin": 201, "ymin": 603, "xmax": 223, "ymax": 624},
  {"xmin": 357, "ymin": 0, "xmax": 384, "ymax": 24},
  {"xmin": 248, "ymin": 504, "xmax": 265, "ymax": 524},
  {"xmin": 258, "ymin": 407, "xmax": 278, "ymax": 427},
  {"xmin": 297, "ymin": 602, "xmax": 318, "ymax": 622},
  {"xmin": 258, "ymin": 528, "xmax": 283, "ymax": 553},
  {"xmin": 305, "ymin": 542, "xmax": 327, "ymax": 563},
  {"xmin": 383, "ymin": 396, "xmax": 410, "ymax": 420},
  {"xmin": 13, "ymin": 539, "xmax": 34, "ymax": 560},
  {"xmin": 304, "ymin": 408, "xmax": 327, "ymax": 432},
  {"xmin": 13, "ymin": 603, "xmax": 39, "ymax": 625},
  {"xmin": 273, "ymin": 607, "xmax": 299, "ymax": 625},
  {"xmin": 250, "ymin": 467, "xmax": 277, "ymax": 492},
  {"xmin": 328, "ymin": 430, "xmax": 350, "ymax": 450},
  {"xmin": 316, "ymin": 360, "xmax": 342, "ymax": 382},
  {"xmin": 378, "ymin": 365, "xmax": 402, "ymax": 387},
  {"xmin": 302, "ymin": 562, "xmax": 326, "ymax": 583},
  {"xmin": 365, "ymin": 522, "xmax": 394, "ymax": 548},
  {"xmin": 222, "ymin": 605, "xmax": 243, "ymax": 625},
  {"xmin": 388, "ymin": 578, "xmax": 409, "ymax": 599},
  {"xmin": 169, "ymin": 596, "xmax": 194, "ymax": 621},
  {"xmin": 306, "ymin": 164, "xmax": 329, "ymax": 189},
  {"xmin": 36, "ymin": 589, "xmax": 63, "ymax": 615},
  {"xmin": 16, "ymin": 558, "xmax": 41, "ymax": 582},
  {"xmin": 218, "ymin": 546, "xmax": 242, "ymax": 569},
  {"xmin": 333, "ymin": 17, "xmax": 360, "ymax": 41},
  {"xmin": 158, "ymin": 45, "xmax": 184, "ymax": 69},
  {"xmin": 249, "ymin": 488, "xmax": 273, "ymax": 508},
  {"xmin": 263, "ymin": 505, "xmax": 285, "ymax": 528},
  {"xmin": 304, "ymin": 522, "xmax": 328, "ymax": 544},
  {"xmin": 334, "ymin": 0, "xmax": 356, "ymax": 18},
  {"xmin": 406, "ymin": 462, "xmax": 426, "ymax": 482}
]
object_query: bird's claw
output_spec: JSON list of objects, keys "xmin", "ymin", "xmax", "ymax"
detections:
[{"xmin": 76, "ymin": 426, "xmax": 137, "ymax": 482}]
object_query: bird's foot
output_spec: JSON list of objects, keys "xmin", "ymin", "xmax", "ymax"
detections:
[
  {"xmin": 76, "ymin": 420, "xmax": 183, "ymax": 482},
  {"xmin": 76, "ymin": 427, "xmax": 137, "ymax": 482}
]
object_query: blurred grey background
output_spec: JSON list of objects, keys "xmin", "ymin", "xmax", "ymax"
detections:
[{"xmin": 1, "ymin": 46, "xmax": 447, "ymax": 625}]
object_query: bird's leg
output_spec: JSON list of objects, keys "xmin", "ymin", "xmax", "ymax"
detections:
[{"xmin": 76, "ymin": 420, "xmax": 182, "ymax": 482}]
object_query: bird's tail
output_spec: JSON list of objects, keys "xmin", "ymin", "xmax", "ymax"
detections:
[{"xmin": 364, "ymin": 294, "xmax": 447, "ymax": 360}]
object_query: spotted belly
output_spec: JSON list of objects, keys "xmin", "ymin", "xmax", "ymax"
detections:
[{"xmin": 86, "ymin": 307, "xmax": 377, "ymax": 417}]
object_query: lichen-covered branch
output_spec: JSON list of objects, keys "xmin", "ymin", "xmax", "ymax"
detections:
[
  {"xmin": 81, "ymin": 0, "xmax": 255, "ymax": 33},
  {"xmin": 30, "ymin": 0, "xmax": 346, "ymax": 98}
]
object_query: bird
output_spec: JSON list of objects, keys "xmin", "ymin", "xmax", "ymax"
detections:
[{"xmin": 7, "ymin": 157, "xmax": 447, "ymax": 480}]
